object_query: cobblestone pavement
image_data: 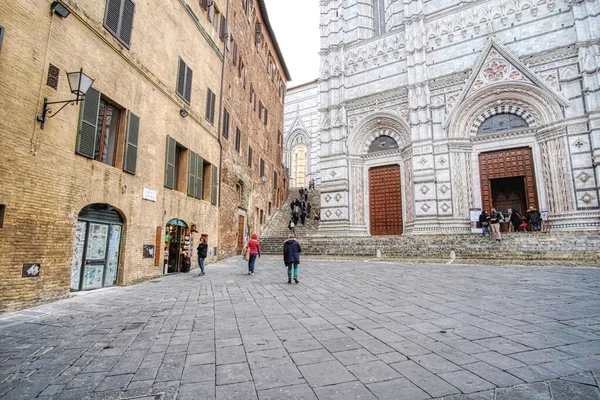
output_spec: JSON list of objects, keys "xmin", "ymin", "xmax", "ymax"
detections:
[{"xmin": 1, "ymin": 257, "xmax": 600, "ymax": 400}]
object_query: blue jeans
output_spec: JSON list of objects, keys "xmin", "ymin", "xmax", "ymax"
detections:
[
  {"xmin": 481, "ymin": 224, "xmax": 491, "ymax": 237},
  {"xmin": 248, "ymin": 254, "xmax": 257, "ymax": 273},
  {"xmin": 287, "ymin": 263, "xmax": 298, "ymax": 279},
  {"xmin": 198, "ymin": 258, "xmax": 205, "ymax": 273}
]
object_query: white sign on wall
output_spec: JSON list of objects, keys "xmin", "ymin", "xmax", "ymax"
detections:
[{"xmin": 143, "ymin": 188, "xmax": 158, "ymax": 202}]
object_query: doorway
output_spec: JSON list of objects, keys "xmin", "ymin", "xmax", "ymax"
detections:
[
  {"xmin": 490, "ymin": 177, "xmax": 527, "ymax": 215},
  {"xmin": 71, "ymin": 204, "xmax": 123, "ymax": 291},
  {"xmin": 166, "ymin": 219, "xmax": 189, "ymax": 273},
  {"xmin": 479, "ymin": 147, "xmax": 538, "ymax": 215},
  {"xmin": 369, "ymin": 165, "xmax": 403, "ymax": 236}
]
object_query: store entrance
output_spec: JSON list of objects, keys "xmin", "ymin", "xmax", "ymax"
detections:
[
  {"xmin": 165, "ymin": 219, "xmax": 189, "ymax": 273},
  {"xmin": 71, "ymin": 204, "xmax": 123, "ymax": 291}
]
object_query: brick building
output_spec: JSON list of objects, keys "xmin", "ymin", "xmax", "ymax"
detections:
[
  {"xmin": 217, "ymin": 0, "xmax": 291, "ymax": 257},
  {"xmin": 0, "ymin": 0, "xmax": 231, "ymax": 311}
]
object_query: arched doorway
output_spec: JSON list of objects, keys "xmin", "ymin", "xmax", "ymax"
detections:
[
  {"xmin": 476, "ymin": 113, "xmax": 539, "ymax": 217},
  {"xmin": 165, "ymin": 218, "xmax": 189, "ymax": 274},
  {"xmin": 71, "ymin": 204, "xmax": 124, "ymax": 291},
  {"xmin": 368, "ymin": 136, "xmax": 403, "ymax": 235},
  {"xmin": 292, "ymin": 145, "xmax": 307, "ymax": 187}
]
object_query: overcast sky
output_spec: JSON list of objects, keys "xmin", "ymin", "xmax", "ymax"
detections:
[{"xmin": 263, "ymin": 0, "xmax": 320, "ymax": 87}]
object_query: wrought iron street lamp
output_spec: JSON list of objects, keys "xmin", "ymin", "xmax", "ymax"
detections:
[{"xmin": 37, "ymin": 68, "xmax": 95, "ymax": 129}]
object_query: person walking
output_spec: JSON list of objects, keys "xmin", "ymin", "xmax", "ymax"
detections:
[
  {"xmin": 526, "ymin": 206, "xmax": 541, "ymax": 231},
  {"xmin": 300, "ymin": 209, "xmax": 306, "ymax": 226},
  {"xmin": 489, "ymin": 208, "xmax": 503, "ymax": 241},
  {"xmin": 303, "ymin": 188, "xmax": 309, "ymax": 202},
  {"xmin": 510, "ymin": 208, "xmax": 524, "ymax": 233},
  {"xmin": 306, "ymin": 202, "xmax": 312, "ymax": 215},
  {"xmin": 288, "ymin": 218, "xmax": 296, "ymax": 236},
  {"xmin": 479, "ymin": 210, "xmax": 491, "ymax": 238},
  {"xmin": 245, "ymin": 233, "xmax": 261, "ymax": 275},
  {"xmin": 283, "ymin": 234, "xmax": 302, "ymax": 284},
  {"xmin": 197, "ymin": 237, "xmax": 208, "ymax": 276}
]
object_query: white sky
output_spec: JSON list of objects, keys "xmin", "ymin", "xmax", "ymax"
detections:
[{"xmin": 262, "ymin": 0, "xmax": 320, "ymax": 88}]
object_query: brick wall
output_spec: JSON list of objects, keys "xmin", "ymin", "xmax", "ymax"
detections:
[
  {"xmin": 217, "ymin": 0, "xmax": 289, "ymax": 258},
  {"xmin": 0, "ymin": 0, "xmax": 225, "ymax": 311}
]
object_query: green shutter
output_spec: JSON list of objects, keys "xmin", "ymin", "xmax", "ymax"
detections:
[
  {"xmin": 119, "ymin": 0, "xmax": 135, "ymax": 46},
  {"xmin": 188, "ymin": 152, "xmax": 196, "ymax": 196},
  {"xmin": 76, "ymin": 86, "xmax": 101, "ymax": 158},
  {"xmin": 177, "ymin": 59, "xmax": 186, "ymax": 98},
  {"xmin": 123, "ymin": 112, "xmax": 139, "ymax": 174},
  {"xmin": 196, "ymin": 156, "xmax": 204, "ymax": 199},
  {"xmin": 211, "ymin": 165, "xmax": 218, "ymax": 205},
  {"xmin": 165, "ymin": 136, "xmax": 176, "ymax": 189}
]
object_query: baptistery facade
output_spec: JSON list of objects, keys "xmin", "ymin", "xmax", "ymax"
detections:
[{"xmin": 286, "ymin": 0, "xmax": 600, "ymax": 235}]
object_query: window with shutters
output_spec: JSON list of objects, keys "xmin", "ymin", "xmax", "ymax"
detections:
[
  {"xmin": 75, "ymin": 87, "xmax": 139, "ymax": 173},
  {"xmin": 199, "ymin": 0, "xmax": 208, "ymax": 10},
  {"xmin": 248, "ymin": 146, "xmax": 253, "ymax": 168},
  {"xmin": 205, "ymin": 88, "xmax": 216, "ymax": 124},
  {"xmin": 211, "ymin": 165, "xmax": 218, "ymax": 205},
  {"xmin": 255, "ymin": 21, "xmax": 262, "ymax": 47},
  {"xmin": 187, "ymin": 151, "xmax": 210, "ymax": 200},
  {"xmin": 203, "ymin": 160, "xmax": 211, "ymax": 201},
  {"xmin": 232, "ymin": 40, "xmax": 238, "ymax": 65},
  {"xmin": 259, "ymin": 158, "xmax": 265, "ymax": 178},
  {"xmin": 212, "ymin": 6, "xmax": 220, "ymax": 31},
  {"xmin": 235, "ymin": 127, "xmax": 241, "ymax": 153},
  {"xmin": 222, "ymin": 108, "xmax": 230, "ymax": 139},
  {"xmin": 176, "ymin": 58, "xmax": 193, "ymax": 103},
  {"xmin": 164, "ymin": 136, "xmax": 188, "ymax": 192},
  {"xmin": 104, "ymin": 0, "xmax": 135, "ymax": 48},
  {"xmin": 219, "ymin": 14, "xmax": 227, "ymax": 42}
]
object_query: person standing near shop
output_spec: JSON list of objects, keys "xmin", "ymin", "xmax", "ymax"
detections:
[
  {"xmin": 196, "ymin": 237, "xmax": 208, "ymax": 276},
  {"xmin": 283, "ymin": 234, "xmax": 302, "ymax": 284},
  {"xmin": 489, "ymin": 208, "xmax": 503, "ymax": 241},
  {"xmin": 245, "ymin": 233, "xmax": 261, "ymax": 276}
]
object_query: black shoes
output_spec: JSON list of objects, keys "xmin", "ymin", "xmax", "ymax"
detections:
[
  {"xmin": 287, "ymin": 279, "xmax": 292, "ymax": 284},
  {"xmin": 294, "ymin": 277, "xmax": 299, "ymax": 284}
]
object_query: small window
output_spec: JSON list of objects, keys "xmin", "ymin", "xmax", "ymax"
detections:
[
  {"xmin": 104, "ymin": 0, "xmax": 135, "ymax": 48},
  {"xmin": 260, "ymin": 209, "xmax": 264, "ymax": 225},
  {"xmin": 222, "ymin": 108, "xmax": 230, "ymax": 139},
  {"xmin": 273, "ymin": 171, "xmax": 278, "ymax": 189},
  {"xmin": 177, "ymin": 58, "xmax": 193, "ymax": 103},
  {"xmin": 259, "ymin": 101, "xmax": 264, "ymax": 120},
  {"xmin": 205, "ymin": 88, "xmax": 216, "ymax": 124},
  {"xmin": 232, "ymin": 41, "xmax": 238, "ymax": 64},
  {"xmin": 248, "ymin": 146, "xmax": 253, "ymax": 168},
  {"xmin": 235, "ymin": 127, "xmax": 241, "ymax": 153},
  {"xmin": 0, "ymin": 204, "xmax": 5, "ymax": 228},
  {"xmin": 260, "ymin": 158, "xmax": 265, "ymax": 178},
  {"xmin": 268, "ymin": 202, "xmax": 272, "ymax": 216}
]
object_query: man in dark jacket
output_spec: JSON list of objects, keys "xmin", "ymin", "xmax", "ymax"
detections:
[
  {"xmin": 526, "ymin": 206, "xmax": 541, "ymax": 231},
  {"xmin": 197, "ymin": 237, "xmax": 208, "ymax": 276},
  {"xmin": 283, "ymin": 234, "xmax": 302, "ymax": 284}
]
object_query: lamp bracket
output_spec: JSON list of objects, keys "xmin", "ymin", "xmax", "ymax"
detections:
[{"xmin": 37, "ymin": 96, "xmax": 84, "ymax": 129}]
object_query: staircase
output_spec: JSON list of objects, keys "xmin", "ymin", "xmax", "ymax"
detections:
[{"xmin": 261, "ymin": 187, "xmax": 321, "ymax": 253}]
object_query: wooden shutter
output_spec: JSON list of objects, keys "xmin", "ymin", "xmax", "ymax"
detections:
[
  {"xmin": 119, "ymin": 0, "xmax": 135, "ymax": 45},
  {"xmin": 177, "ymin": 58, "xmax": 186, "ymax": 99},
  {"xmin": 220, "ymin": 15, "xmax": 227, "ymax": 41},
  {"xmin": 208, "ymin": 3, "xmax": 215, "ymax": 22},
  {"xmin": 76, "ymin": 87, "xmax": 101, "ymax": 158},
  {"xmin": 184, "ymin": 66, "xmax": 193, "ymax": 103},
  {"xmin": 200, "ymin": 0, "xmax": 208, "ymax": 10},
  {"xmin": 222, "ymin": 108, "xmax": 229, "ymax": 138},
  {"xmin": 104, "ymin": 0, "xmax": 122, "ymax": 36},
  {"xmin": 197, "ymin": 157, "xmax": 205, "ymax": 200},
  {"xmin": 205, "ymin": 90, "xmax": 211, "ymax": 121},
  {"xmin": 123, "ymin": 112, "xmax": 139, "ymax": 174},
  {"xmin": 211, "ymin": 165, "xmax": 218, "ymax": 205},
  {"xmin": 165, "ymin": 136, "xmax": 176, "ymax": 189},
  {"xmin": 188, "ymin": 152, "xmax": 196, "ymax": 196}
]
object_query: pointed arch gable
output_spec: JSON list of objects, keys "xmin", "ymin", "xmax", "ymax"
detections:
[{"xmin": 348, "ymin": 111, "xmax": 410, "ymax": 155}]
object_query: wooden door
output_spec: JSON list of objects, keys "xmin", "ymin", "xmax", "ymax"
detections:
[
  {"xmin": 479, "ymin": 147, "xmax": 538, "ymax": 213},
  {"xmin": 237, "ymin": 215, "xmax": 245, "ymax": 254},
  {"xmin": 369, "ymin": 165, "xmax": 403, "ymax": 236}
]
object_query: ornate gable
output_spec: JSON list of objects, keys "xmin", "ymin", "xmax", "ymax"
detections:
[
  {"xmin": 444, "ymin": 39, "xmax": 569, "ymax": 129},
  {"xmin": 289, "ymin": 116, "xmax": 309, "ymax": 135}
]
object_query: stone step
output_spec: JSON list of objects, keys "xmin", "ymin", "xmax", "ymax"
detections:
[
  {"xmin": 257, "ymin": 233, "xmax": 600, "ymax": 263},
  {"xmin": 262, "ymin": 187, "xmax": 321, "ymax": 238}
]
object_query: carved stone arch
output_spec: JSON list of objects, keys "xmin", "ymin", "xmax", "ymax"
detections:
[
  {"xmin": 348, "ymin": 111, "xmax": 410, "ymax": 155},
  {"xmin": 286, "ymin": 129, "xmax": 309, "ymax": 149},
  {"xmin": 471, "ymin": 105, "xmax": 534, "ymax": 135},
  {"xmin": 448, "ymin": 82, "xmax": 563, "ymax": 138}
]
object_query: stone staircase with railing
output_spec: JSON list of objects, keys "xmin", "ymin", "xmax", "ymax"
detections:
[{"xmin": 260, "ymin": 187, "xmax": 321, "ymax": 253}]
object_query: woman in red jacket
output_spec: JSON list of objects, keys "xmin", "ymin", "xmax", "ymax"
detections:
[{"xmin": 245, "ymin": 233, "xmax": 261, "ymax": 275}]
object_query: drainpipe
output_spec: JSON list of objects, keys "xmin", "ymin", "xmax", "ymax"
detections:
[{"xmin": 216, "ymin": 0, "xmax": 230, "ymax": 258}]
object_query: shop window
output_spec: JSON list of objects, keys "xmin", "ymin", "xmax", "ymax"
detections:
[
  {"xmin": 76, "ymin": 88, "xmax": 139, "ymax": 173},
  {"xmin": 0, "ymin": 204, "xmax": 5, "ymax": 228}
]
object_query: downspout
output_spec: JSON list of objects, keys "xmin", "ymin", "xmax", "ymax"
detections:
[{"xmin": 216, "ymin": 0, "xmax": 230, "ymax": 258}]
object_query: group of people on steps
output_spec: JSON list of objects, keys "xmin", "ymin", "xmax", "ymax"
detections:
[{"xmin": 479, "ymin": 206, "xmax": 542, "ymax": 241}]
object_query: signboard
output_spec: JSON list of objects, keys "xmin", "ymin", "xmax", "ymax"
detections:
[
  {"xmin": 470, "ymin": 208, "xmax": 482, "ymax": 233},
  {"xmin": 143, "ymin": 245, "xmax": 155, "ymax": 259},
  {"xmin": 143, "ymin": 188, "xmax": 158, "ymax": 202},
  {"xmin": 22, "ymin": 263, "xmax": 41, "ymax": 278}
]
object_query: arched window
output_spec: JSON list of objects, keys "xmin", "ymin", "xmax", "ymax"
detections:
[
  {"xmin": 369, "ymin": 135, "xmax": 399, "ymax": 153},
  {"xmin": 373, "ymin": 0, "xmax": 386, "ymax": 36},
  {"xmin": 477, "ymin": 113, "xmax": 528, "ymax": 135}
]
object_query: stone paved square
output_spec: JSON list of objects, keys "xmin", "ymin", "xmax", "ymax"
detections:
[{"xmin": 0, "ymin": 257, "xmax": 599, "ymax": 399}]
